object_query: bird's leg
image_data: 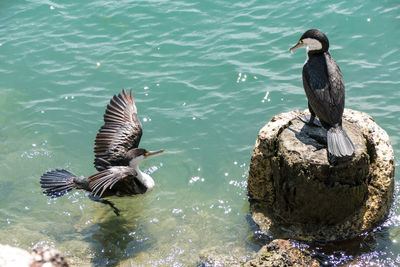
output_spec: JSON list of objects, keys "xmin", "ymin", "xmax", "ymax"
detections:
[
  {"xmin": 307, "ymin": 103, "xmax": 318, "ymax": 126},
  {"xmin": 88, "ymin": 194, "xmax": 121, "ymax": 216},
  {"xmin": 298, "ymin": 103, "xmax": 321, "ymax": 127}
]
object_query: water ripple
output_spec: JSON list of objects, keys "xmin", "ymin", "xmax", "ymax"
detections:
[{"xmin": 0, "ymin": 0, "xmax": 399, "ymax": 266}]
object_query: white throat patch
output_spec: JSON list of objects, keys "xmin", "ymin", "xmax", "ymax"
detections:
[
  {"xmin": 302, "ymin": 38, "xmax": 322, "ymax": 52},
  {"xmin": 129, "ymin": 155, "xmax": 145, "ymax": 168},
  {"xmin": 129, "ymin": 155, "xmax": 155, "ymax": 191}
]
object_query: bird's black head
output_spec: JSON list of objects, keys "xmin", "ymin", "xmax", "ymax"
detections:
[
  {"xmin": 128, "ymin": 148, "xmax": 148, "ymax": 158},
  {"xmin": 290, "ymin": 29, "xmax": 329, "ymax": 54},
  {"xmin": 127, "ymin": 148, "xmax": 165, "ymax": 167}
]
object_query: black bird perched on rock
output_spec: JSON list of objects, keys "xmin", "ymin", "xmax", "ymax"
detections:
[
  {"xmin": 40, "ymin": 89, "xmax": 165, "ymax": 213},
  {"xmin": 290, "ymin": 29, "xmax": 355, "ymax": 163}
]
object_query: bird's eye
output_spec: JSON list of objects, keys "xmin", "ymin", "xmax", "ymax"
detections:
[
  {"xmin": 145, "ymin": 152, "xmax": 149, "ymax": 156},
  {"xmin": 299, "ymin": 40, "xmax": 303, "ymax": 44}
]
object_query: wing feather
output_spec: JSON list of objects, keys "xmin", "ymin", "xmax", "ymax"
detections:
[
  {"xmin": 325, "ymin": 53, "xmax": 345, "ymax": 123},
  {"xmin": 302, "ymin": 53, "xmax": 344, "ymax": 126},
  {"xmin": 88, "ymin": 166, "xmax": 137, "ymax": 198},
  {"xmin": 94, "ymin": 89, "xmax": 143, "ymax": 171}
]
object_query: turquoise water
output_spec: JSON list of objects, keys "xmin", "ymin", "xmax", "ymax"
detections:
[{"xmin": 0, "ymin": 0, "xmax": 399, "ymax": 266}]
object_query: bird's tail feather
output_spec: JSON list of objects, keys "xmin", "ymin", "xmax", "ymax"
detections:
[
  {"xmin": 327, "ymin": 126, "xmax": 355, "ymax": 158},
  {"xmin": 40, "ymin": 169, "xmax": 78, "ymax": 198}
]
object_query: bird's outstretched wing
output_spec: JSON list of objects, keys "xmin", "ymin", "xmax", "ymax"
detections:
[
  {"xmin": 88, "ymin": 166, "xmax": 137, "ymax": 198},
  {"xmin": 94, "ymin": 89, "xmax": 143, "ymax": 171}
]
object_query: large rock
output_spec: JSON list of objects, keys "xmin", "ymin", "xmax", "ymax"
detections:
[{"xmin": 248, "ymin": 109, "xmax": 394, "ymax": 241}]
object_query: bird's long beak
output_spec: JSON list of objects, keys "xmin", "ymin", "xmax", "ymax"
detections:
[
  {"xmin": 146, "ymin": 149, "xmax": 165, "ymax": 158},
  {"xmin": 290, "ymin": 42, "xmax": 305, "ymax": 53}
]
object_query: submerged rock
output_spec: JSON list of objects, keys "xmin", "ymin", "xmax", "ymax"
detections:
[
  {"xmin": 198, "ymin": 245, "xmax": 255, "ymax": 266},
  {"xmin": 244, "ymin": 239, "xmax": 319, "ymax": 267},
  {"xmin": 197, "ymin": 240, "xmax": 318, "ymax": 267},
  {"xmin": 248, "ymin": 109, "xmax": 394, "ymax": 241}
]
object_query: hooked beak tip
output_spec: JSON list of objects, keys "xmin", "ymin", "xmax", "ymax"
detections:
[{"xmin": 289, "ymin": 43, "xmax": 304, "ymax": 53}]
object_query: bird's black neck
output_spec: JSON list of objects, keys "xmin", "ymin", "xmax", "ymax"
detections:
[{"xmin": 308, "ymin": 50, "xmax": 329, "ymax": 57}]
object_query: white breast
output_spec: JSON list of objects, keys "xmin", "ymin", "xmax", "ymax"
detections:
[{"xmin": 135, "ymin": 168, "xmax": 155, "ymax": 192}]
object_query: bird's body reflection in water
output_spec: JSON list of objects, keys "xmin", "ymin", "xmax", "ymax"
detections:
[{"xmin": 79, "ymin": 196, "xmax": 155, "ymax": 266}]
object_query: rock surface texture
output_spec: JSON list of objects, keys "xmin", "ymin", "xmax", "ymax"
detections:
[
  {"xmin": 243, "ymin": 239, "xmax": 319, "ymax": 267},
  {"xmin": 248, "ymin": 109, "xmax": 394, "ymax": 241},
  {"xmin": 197, "ymin": 240, "xmax": 318, "ymax": 267},
  {"xmin": 0, "ymin": 244, "xmax": 69, "ymax": 267}
]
